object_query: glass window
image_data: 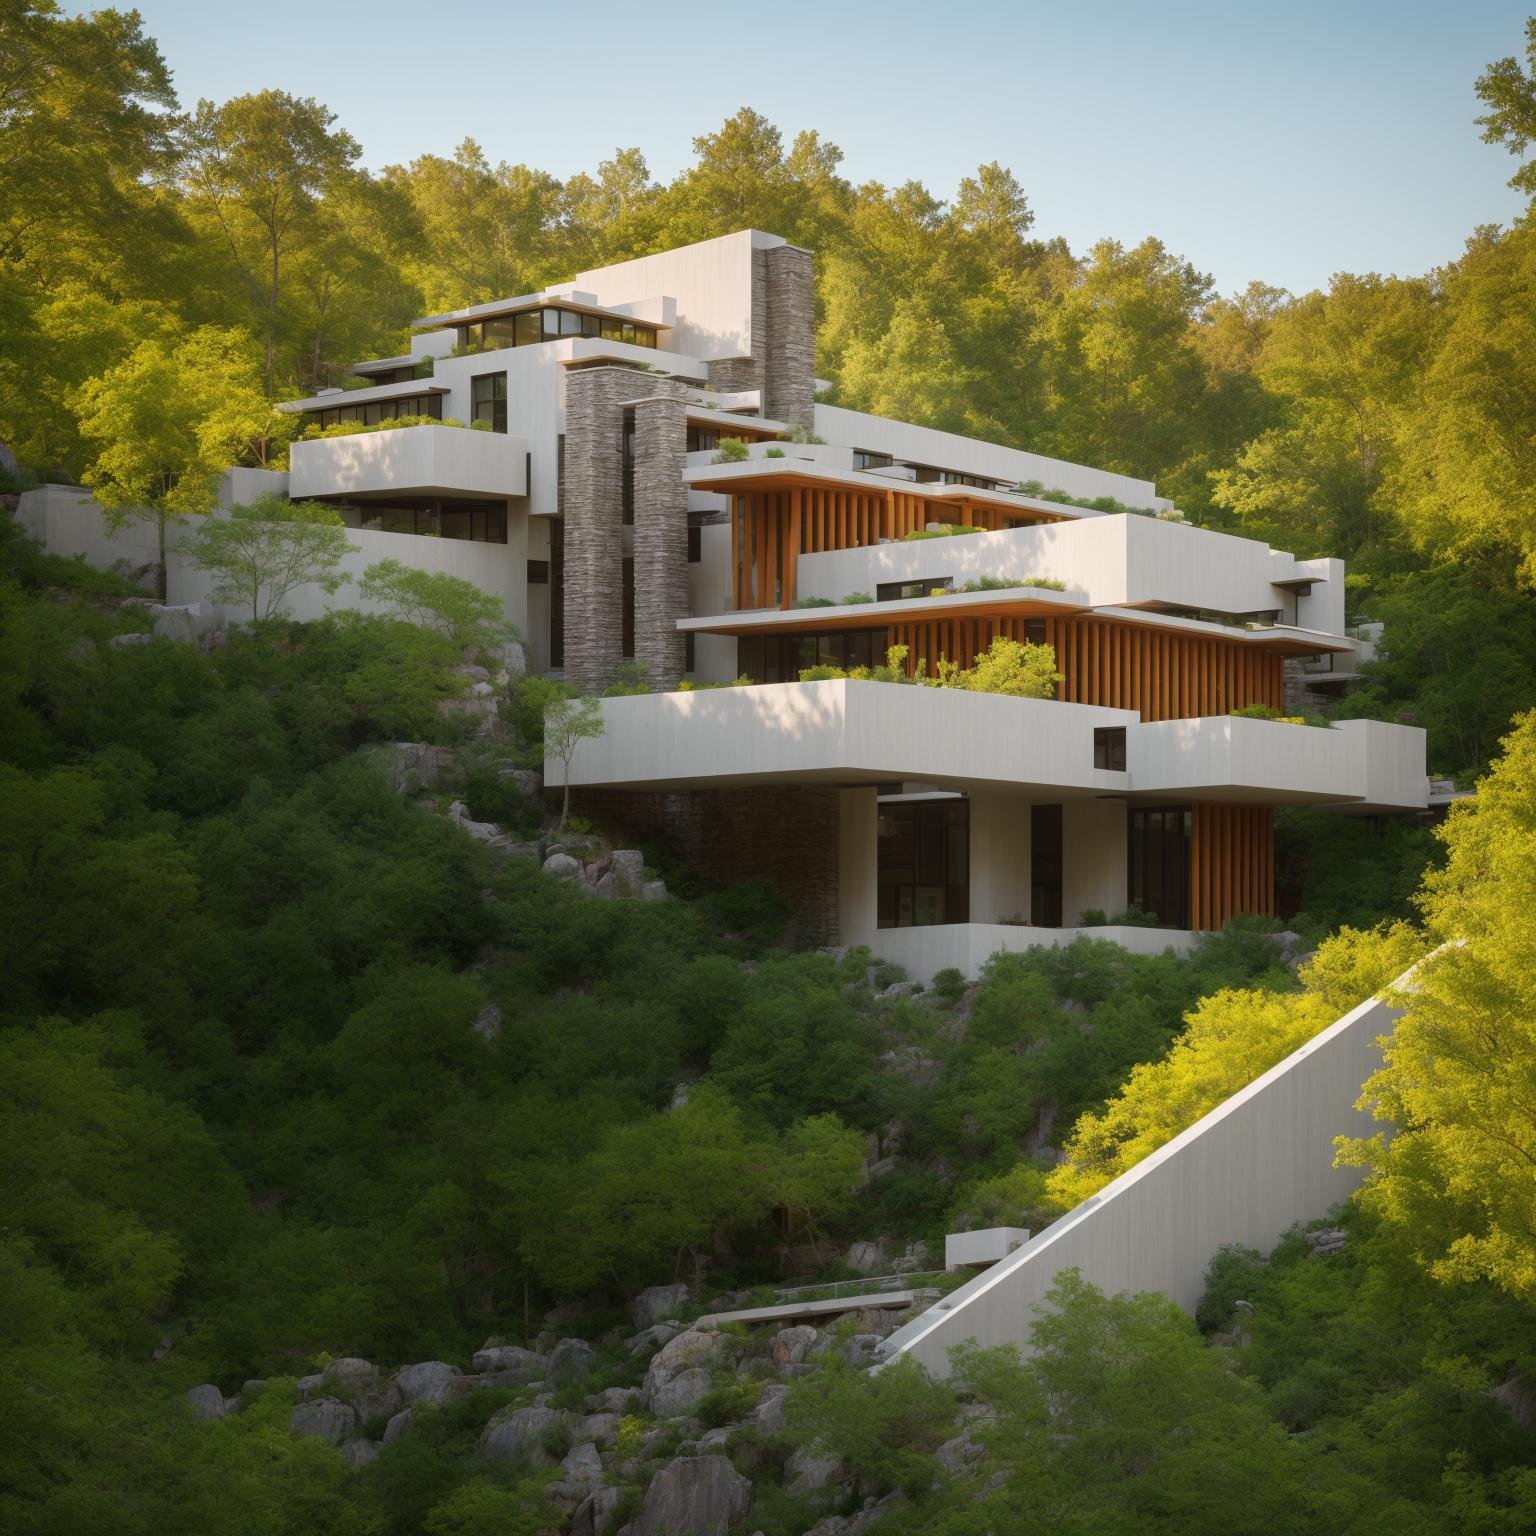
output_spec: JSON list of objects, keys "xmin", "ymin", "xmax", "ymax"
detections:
[
  {"xmin": 560, "ymin": 309, "xmax": 585, "ymax": 337},
  {"xmin": 514, "ymin": 311, "xmax": 541, "ymax": 346},
  {"xmin": 1127, "ymin": 807, "xmax": 1191, "ymax": 928},
  {"xmin": 481, "ymin": 316, "xmax": 518, "ymax": 350},
  {"xmin": 878, "ymin": 799, "xmax": 969, "ymax": 928},
  {"xmin": 471, "ymin": 372, "xmax": 508, "ymax": 433},
  {"xmin": 853, "ymin": 450, "xmax": 893, "ymax": 471},
  {"xmin": 1093, "ymin": 726, "xmax": 1127, "ymax": 771}
]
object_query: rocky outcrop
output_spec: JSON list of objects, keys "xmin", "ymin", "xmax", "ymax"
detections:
[
  {"xmin": 633, "ymin": 1283, "xmax": 690, "ymax": 1331},
  {"xmin": 185, "ymin": 1383, "xmax": 228, "ymax": 1421},
  {"xmin": 479, "ymin": 1402, "xmax": 562, "ymax": 1464},
  {"xmin": 395, "ymin": 1360, "xmax": 463, "ymax": 1405},
  {"xmin": 633, "ymin": 1454, "xmax": 752, "ymax": 1536},
  {"xmin": 290, "ymin": 1398, "xmax": 357, "ymax": 1444}
]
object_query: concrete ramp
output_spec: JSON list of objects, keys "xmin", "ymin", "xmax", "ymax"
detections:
[{"xmin": 881, "ymin": 978, "xmax": 1407, "ymax": 1374}]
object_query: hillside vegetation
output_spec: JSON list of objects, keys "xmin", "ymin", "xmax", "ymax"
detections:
[{"xmin": 8, "ymin": 6, "xmax": 1536, "ymax": 1532}]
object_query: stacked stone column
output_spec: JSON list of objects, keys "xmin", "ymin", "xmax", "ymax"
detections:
[
  {"xmin": 561, "ymin": 365, "xmax": 687, "ymax": 693},
  {"xmin": 763, "ymin": 243, "xmax": 816, "ymax": 429},
  {"xmin": 633, "ymin": 390, "xmax": 689, "ymax": 689}
]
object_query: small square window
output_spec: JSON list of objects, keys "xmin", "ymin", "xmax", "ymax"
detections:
[{"xmin": 1094, "ymin": 726, "xmax": 1127, "ymax": 771}]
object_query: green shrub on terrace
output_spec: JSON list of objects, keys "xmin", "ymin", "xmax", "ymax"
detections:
[
  {"xmin": 711, "ymin": 437, "xmax": 750, "ymax": 464},
  {"xmin": 798, "ymin": 637, "xmax": 1060, "ymax": 700},
  {"xmin": 1231, "ymin": 702, "xmax": 1332, "ymax": 728},
  {"xmin": 948, "ymin": 575, "xmax": 1069, "ymax": 593},
  {"xmin": 1015, "ymin": 478, "xmax": 1167, "ymax": 518},
  {"xmin": 793, "ymin": 596, "xmax": 836, "ymax": 608},
  {"xmin": 783, "ymin": 424, "xmax": 826, "ymax": 444},
  {"xmin": 841, "ymin": 591, "xmax": 873, "ymax": 604},
  {"xmin": 299, "ymin": 414, "xmax": 465, "ymax": 440},
  {"xmin": 902, "ymin": 523, "xmax": 984, "ymax": 540},
  {"xmin": 765, "ymin": 446, "xmax": 786, "ymax": 458}
]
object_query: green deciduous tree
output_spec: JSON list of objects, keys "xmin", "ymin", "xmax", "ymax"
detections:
[
  {"xmin": 543, "ymin": 691, "xmax": 605, "ymax": 834},
  {"xmin": 1342, "ymin": 712, "xmax": 1536, "ymax": 1302},
  {"xmin": 357, "ymin": 556, "xmax": 516, "ymax": 651},
  {"xmin": 177, "ymin": 90, "xmax": 365, "ymax": 394},
  {"xmin": 73, "ymin": 327, "xmax": 285, "ymax": 595},
  {"xmin": 185, "ymin": 492, "xmax": 350, "ymax": 623},
  {"xmin": 1476, "ymin": 16, "xmax": 1536, "ymax": 196}
]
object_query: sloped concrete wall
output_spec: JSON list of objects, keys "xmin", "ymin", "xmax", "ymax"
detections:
[{"xmin": 882, "ymin": 978, "xmax": 1407, "ymax": 1374}]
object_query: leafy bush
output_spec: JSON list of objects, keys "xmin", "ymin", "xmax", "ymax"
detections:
[
  {"xmin": 299, "ymin": 414, "xmax": 464, "ymax": 439},
  {"xmin": 710, "ymin": 437, "xmax": 750, "ymax": 464},
  {"xmin": 840, "ymin": 592, "xmax": 873, "ymax": 604},
  {"xmin": 931, "ymin": 966, "xmax": 967, "ymax": 1001},
  {"xmin": 765, "ymin": 447, "xmax": 785, "ymax": 458},
  {"xmin": 903, "ymin": 524, "xmax": 984, "ymax": 540}
]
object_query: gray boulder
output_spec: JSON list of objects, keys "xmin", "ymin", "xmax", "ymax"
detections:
[
  {"xmin": 785, "ymin": 1445, "xmax": 846, "ymax": 1498},
  {"xmin": 185, "ymin": 1383, "xmax": 227, "ymax": 1421},
  {"xmin": 382, "ymin": 1407, "xmax": 414, "ymax": 1444},
  {"xmin": 771, "ymin": 1325, "xmax": 818, "ymax": 1368},
  {"xmin": 294, "ymin": 1372, "xmax": 325, "ymax": 1399},
  {"xmin": 543, "ymin": 852, "xmax": 583, "ymax": 882},
  {"xmin": 548, "ymin": 1337, "xmax": 595, "ymax": 1388},
  {"xmin": 935, "ymin": 1431, "xmax": 985, "ymax": 1476},
  {"xmin": 627, "ymin": 1321, "xmax": 683, "ymax": 1357},
  {"xmin": 561, "ymin": 1440, "xmax": 605, "ymax": 1489},
  {"xmin": 497, "ymin": 765, "xmax": 543, "ymax": 800},
  {"xmin": 323, "ymin": 1357, "xmax": 378, "ymax": 1394},
  {"xmin": 745, "ymin": 1382, "xmax": 788, "ymax": 1436},
  {"xmin": 378, "ymin": 741, "xmax": 455, "ymax": 796},
  {"xmin": 342, "ymin": 1439, "xmax": 380, "ymax": 1470},
  {"xmin": 395, "ymin": 1360, "xmax": 463, "ymax": 1405},
  {"xmin": 471, "ymin": 1002, "xmax": 502, "ymax": 1041},
  {"xmin": 611, "ymin": 849, "xmax": 645, "ymax": 895},
  {"xmin": 149, "ymin": 602, "xmax": 199, "ymax": 641},
  {"xmin": 110, "ymin": 631, "xmax": 153, "ymax": 648},
  {"xmin": 290, "ymin": 1398, "xmax": 356, "ymax": 1445},
  {"xmin": 571, "ymin": 1486, "xmax": 625, "ymax": 1536},
  {"xmin": 644, "ymin": 1327, "xmax": 722, "ymax": 1405},
  {"xmin": 634, "ymin": 1454, "xmax": 752, "ymax": 1536},
  {"xmin": 650, "ymin": 1366, "xmax": 712, "ymax": 1419},
  {"xmin": 589, "ymin": 1385, "xmax": 643, "ymax": 1415},
  {"xmin": 448, "ymin": 800, "xmax": 503, "ymax": 842},
  {"xmin": 841, "ymin": 1334, "xmax": 883, "ymax": 1368},
  {"xmin": 479, "ymin": 1403, "xmax": 563, "ymax": 1464},
  {"xmin": 471, "ymin": 1343, "xmax": 546, "ymax": 1381},
  {"xmin": 641, "ymin": 879, "xmax": 669, "ymax": 902},
  {"xmin": 844, "ymin": 1240, "xmax": 887, "ymax": 1275},
  {"xmin": 575, "ymin": 1411, "xmax": 620, "ymax": 1446}
]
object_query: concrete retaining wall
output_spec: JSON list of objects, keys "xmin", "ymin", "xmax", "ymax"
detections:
[{"xmin": 881, "ymin": 977, "xmax": 1407, "ymax": 1374}]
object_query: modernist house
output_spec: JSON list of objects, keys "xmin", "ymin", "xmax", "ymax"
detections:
[{"xmin": 19, "ymin": 229, "xmax": 1427, "ymax": 981}]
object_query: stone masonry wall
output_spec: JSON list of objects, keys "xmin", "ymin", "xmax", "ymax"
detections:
[
  {"xmin": 571, "ymin": 785, "xmax": 840, "ymax": 943},
  {"xmin": 561, "ymin": 369, "xmax": 627, "ymax": 691},
  {"xmin": 562, "ymin": 368, "xmax": 687, "ymax": 692},
  {"xmin": 633, "ymin": 390, "xmax": 690, "ymax": 689},
  {"xmin": 763, "ymin": 244, "xmax": 816, "ymax": 429}
]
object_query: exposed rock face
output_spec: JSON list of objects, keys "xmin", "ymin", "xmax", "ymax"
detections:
[
  {"xmin": 572, "ymin": 1486, "xmax": 625, "ymax": 1536},
  {"xmin": 627, "ymin": 1322, "xmax": 683, "ymax": 1357},
  {"xmin": 342, "ymin": 1439, "xmax": 380, "ymax": 1470},
  {"xmin": 633, "ymin": 1283, "xmax": 690, "ymax": 1332},
  {"xmin": 548, "ymin": 1336, "xmax": 595, "ymax": 1388},
  {"xmin": 382, "ymin": 1407, "xmax": 414, "ymax": 1444},
  {"xmin": 771, "ymin": 1325, "xmax": 818, "ymax": 1368},
  {"xmin": 470, "ymin": 1343, "xmax": 546, "ymax": 1381},
  {"xmin": 289, "ymin": 1398, "xmax": 356, "ymax": 1444},
  {"xmin": 149, "ymin": 602, "xmax": 200, "ymax": 641},
  {"xmin": 448, "ymin": 800, "xmax": 503, "ymax": 841},
  {"xmin": 497, "ymin": 765, "xmax": 543, "ymax": 800},
  {"xmin": 323, "ymin": 1357, "xmax": 378, "ymax": 1394},
  {"xmin": 633, "ymin": 1454, "xmax": 752, "ymax": 1536},
  {"xmin": 610, "ymin": 848, "xmax": 646, "ymax": 896},
  {"xmin": 185, "ymin": 1383, "xmax": 227, "ymax": 1421},
  {"xmin": 844, "ymin": 1240, "xmax": 887, "ymax": 1275},
  {"xmin": 644, "ymin": 1327, "xmax": 722, "ymax": 1408},
  {"xmin": 745, "ymin": 1382, "xmax": 788, "ymax": 1436},
  {"xmin": 395, "ymin": 1360, "xmax": 463, "ymax": 1405},
  {"xmin": 649, "ymin": 1366, "xmax": 712, "ymax": 1418},
  {"xmin": 784, "ymin": 1444, "xmax": 846, "ymax": 1499},
  {"xmin": 479, "ymin": 1402, "xmax": 562, "ymax": 1464},
  {"xmin": 377, "ymin": 742, "xmax": 455, "ymax": 796},
  {"xmin": 543, "ymin": 852, "xmax": 582, "ymax": 882},
  {"xmin": 471, "ymin": 1002, "xmax": 501, "ymax": 1041}
]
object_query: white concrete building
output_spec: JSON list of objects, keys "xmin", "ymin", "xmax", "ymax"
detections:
[{"xmin": 17, "ymin": 229, "xmax": 1427, "ymax": 978}]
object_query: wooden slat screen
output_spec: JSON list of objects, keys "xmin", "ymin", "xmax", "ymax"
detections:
[{"xmin": 1189, "ymin": 802, "xmax": 1275, "ymax": 929}]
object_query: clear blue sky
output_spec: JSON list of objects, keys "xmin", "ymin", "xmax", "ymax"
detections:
[{"xmin": 117, "ymin": 0, "xmax": 1531, "ymax": 297}]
